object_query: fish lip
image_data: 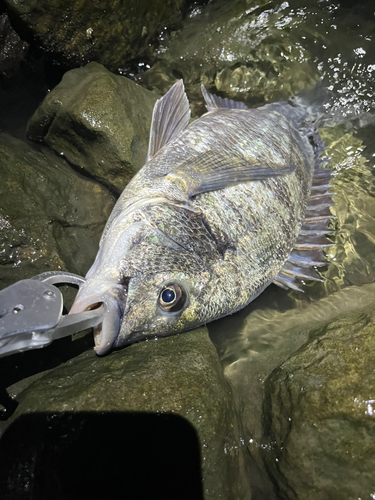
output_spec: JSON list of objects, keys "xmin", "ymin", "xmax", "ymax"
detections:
[
  {"xmin": 69, "ymin": 284, "xmax": 125, "ymax": 356},
  {"xmin": 94, "ymin": 289, "xmax": 125, "ymax": 355}
]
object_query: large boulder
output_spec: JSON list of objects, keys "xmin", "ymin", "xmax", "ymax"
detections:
[
  {"xmin": 0, "ymin": 133, "xmax": 115, "ymax": 289},
  {"xmin": 27, "ymin": 62, "xmax": 158, "ymax": 194},
  {"xmin": 262, "ymin": 311, "xmax": 375, "ymax": 500},
  {"xmin": 4, "ymin": 0, "xmax": 186, "ymax": 71},
  {"xmin": 0, "ymin": 328, "xmax": 252, "ymax": 500},
  {"xmin": 211, "ymin": 282, "xmax": 375, "ymax": 499}
]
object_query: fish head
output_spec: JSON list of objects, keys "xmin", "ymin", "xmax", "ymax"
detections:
[
  {"xmin": 70, "ymin": 242, "xmax": 211, "ymax": 355},
  {"xmin": 114, "ymin": 267, "xmax": 210, "ymax": 349}
]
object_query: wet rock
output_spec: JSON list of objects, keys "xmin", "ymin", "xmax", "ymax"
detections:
[
  {"xmin": 1, "ymin": 328, "xmax": 252, "ymax": 500},
  {"xmin": 211, "ymin": 283, "xmax": 375, "ymax": 499},
  {"xmin": 27, "ymin": 62, "xmax": 158, "ymax": 193},
  {"xmin": 0, "ymin": 133, "xmax": 115, "ymax": 289},
  {"xmin": 0, "ymin": 12, "xmax": 29, "ymax": 78},
  {"xmin": 140, "ymin": 0, "xmax": 320, "ymax": 112},
  {"xmin": 262, "ymin": 311, "xmax": 375, "ymax": 500},
  {"xmin": 4, "ymin": 0, "xmax": 186, "ymax": 71}
]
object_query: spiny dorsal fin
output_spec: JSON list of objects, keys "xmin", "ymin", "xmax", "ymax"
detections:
[
  {"xmin": 201, "ymin": 84, "xmax": 248, "ymax": 111},
  {"xmin": 274, "ymin": 167, "xmax": 334, "ymax": 292},
  {"xmin": 147, "ymin": 80, "xmax": 191, "ymax": 162}
]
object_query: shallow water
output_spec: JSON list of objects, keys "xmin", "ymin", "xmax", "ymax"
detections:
[{"xmin": 1, "ymin": 0, "xmax": 375, "ymax": 497}]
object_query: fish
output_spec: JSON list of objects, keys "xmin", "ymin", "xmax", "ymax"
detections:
[{"xmin": 70, "ymin": 80, "xmax": 333, "ymax": 355}]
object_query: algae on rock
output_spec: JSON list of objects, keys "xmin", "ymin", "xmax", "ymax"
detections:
[
  {"xmin": 318, "ymin": 126, "xmax": 375, "ymax": 293},
  {"xmin": 0, "ymin": 133, "xmax": 115, "ymax": 289},
  {"xmin": 140, "ymin": 0, "xmax": 320, "ymax": 111},
  {"xmin": 262, "ymin": 312, "xmax": 375, "ymax": 500},
  {"xmin": 4, "ymin": 0, "xmax": 186, "ymax": 71},
  {"xmin": 1, "ymin": 328, "xmax": 252, "ymax": 500},
  {"xmin": 28, "ymin": 62, "xmax": 158, "ymax": 194}
]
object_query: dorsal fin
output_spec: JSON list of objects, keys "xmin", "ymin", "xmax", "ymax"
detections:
[
  {"xmin": 274, "ymin": 167, "xmax": 334, "ymax": 292},
  {"xmin": 147, "ymin": 80, "xmax": 191, "ymax": 162},
  {"xmin": 201, "ymin": 85, "xmax": 248, "ymax": 111}
]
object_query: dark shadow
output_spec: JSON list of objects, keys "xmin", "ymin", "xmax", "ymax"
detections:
[
  {"xmin": 0, "ymin": 411, "xmax": 204, "ymax": 500},
  {"xmin": 0, "ymin": 333, "xmax": 94, "ymax": 420}
]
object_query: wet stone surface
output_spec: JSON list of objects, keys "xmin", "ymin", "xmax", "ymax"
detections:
[
  {"xmin": 4, "ymin": 0, "xmax": 187, "ymax": 71},
  {"xmin": 27, "ymin": 62, "xmax": 158, "ymax": 194},
  {"xmin": 262, "ymin": 312, "xmax": 375, "ymax": 500},
  {"xmin": 140, "ymin": 0, "xmax": 321, "ymax": 114},
  {"xmin": 0, "ymin": 133, "xmax": 115, "ymax": 289},
  {"xmin": 0, "ymin": 328, "xmax": 252, "ymax": 500}
]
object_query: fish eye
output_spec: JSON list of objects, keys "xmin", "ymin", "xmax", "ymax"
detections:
[{"xmin": 158, "ymin": 284, "xmax": 187, "ymax": 313}]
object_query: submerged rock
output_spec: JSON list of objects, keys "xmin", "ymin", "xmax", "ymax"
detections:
[
  {"xmin": 0, "ymin": 328, "xmax": 251, "ymax": 500},
  {"xmin": 262, "ymin": 311, "xmax": 375, "ymax": 500},
  {"xmin": 318, "ymin": 126, "xmax": 375, "ymax": 293},
  {"xmin": 28, "ymin": 62, "xmax": 158, "ymax": 194},
  {"xmin": 4, "ymin": 0, "xmax": 186, "ymax": 71},
  {"xmin": 0, "ymin": 133, "xmax": 115, "ymax": 289},
  {"xmin": 140, "ymin": 0, "xmax": 320, "ymax": 111}
]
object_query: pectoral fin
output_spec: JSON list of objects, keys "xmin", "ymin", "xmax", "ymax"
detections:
[
  {"xmin": 166, "ymin": 150, "xmax": 296, "ymax": 197},
  {"xmin": 147, "ymin": 80, "xmax": 191, "ymax": 162}
]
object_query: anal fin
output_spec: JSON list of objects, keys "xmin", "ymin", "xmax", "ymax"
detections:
[
  {"xmin": 273, "ymin": 272, "xmax": 305, "ymax": 292},
  {"xmin": 274, "ymin": 167, "xmax": 334, "ymax": 292}
]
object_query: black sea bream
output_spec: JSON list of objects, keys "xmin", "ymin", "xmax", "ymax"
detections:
[{"xmin": 70, "ymin": 81, "xmax": 333, "ymax": 354}]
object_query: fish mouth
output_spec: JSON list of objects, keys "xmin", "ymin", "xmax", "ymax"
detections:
[{"xmin": 69, "ymin": 283, "xmax": 126, "ymax": 355}]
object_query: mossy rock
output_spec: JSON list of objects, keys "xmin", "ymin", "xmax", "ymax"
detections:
[
  {"xmin": 0, "ymin": 12, "xmax": 29, "ymax": 78},
  {"xmin": 4, "ymin": 0, "xmax": 186, "ymax": 71},
  {"xmin": 0, "ymin": 133, "xmax": 115, "ymax": 288},
  {"xmin": 263, "ymin": 312, "xmax": 375, "ymax": 500},
  {"xmin": 140, "ymin": 0, "xmax": 320, "ymax": 111},
  {"xmin": 27, "ymin": 62, "xmax": 158, "ymax": 194},
  {"xmin": 1, "ymin": 328, "xmax": 252, "ymax": 499}
]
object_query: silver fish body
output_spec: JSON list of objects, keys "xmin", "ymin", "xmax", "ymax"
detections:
[{"xmin": 70, "ymin": 81, "xmax": 332, "ymax": 354}]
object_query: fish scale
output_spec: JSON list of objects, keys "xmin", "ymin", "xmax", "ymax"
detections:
[
  {"xmin": 70, "ymin": 80, "xmax": 334, "ymax": 355},
  {"xmin": 143, "ymin": 204, "xmax": 220, "ymax": 260}
]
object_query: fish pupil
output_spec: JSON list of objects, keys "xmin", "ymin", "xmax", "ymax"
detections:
[{"xmin": 162, "ymin": 288, "xmax": 175, "ymax": 303}]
